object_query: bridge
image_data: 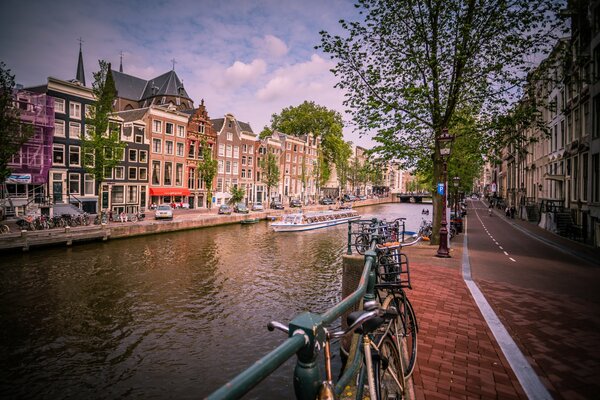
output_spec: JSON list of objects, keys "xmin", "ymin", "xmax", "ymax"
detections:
[{"xmin": 395, "ymin": 192, "xmax": 432, "ymax": 203}]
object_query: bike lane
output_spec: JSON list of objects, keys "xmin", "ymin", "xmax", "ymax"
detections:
[{"xmin": 466, "ymin": 200, "xmax": 600, "ymax": 399}]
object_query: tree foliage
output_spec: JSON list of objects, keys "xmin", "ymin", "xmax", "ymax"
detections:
[
  {"xmin": 0, "ymin": 62, "xmax": 34, "ymax": 183},
  {"xmin": 82, "ymin": 60, "xmax": 125, "ymax": 210},
  {"xmin": 197, "ymin": 138, "xmax": 218, "ymax": 208},
  {"xmin": 260, "ymin": 150, "xmax": 280, "ymax": 204},
  {"xmin": 319, "ymin": 0, "xmax": 565, "ymax": 242},
  {"xmin": 227, "ymin": 185, "xmax": 245, "ymax": 205}
]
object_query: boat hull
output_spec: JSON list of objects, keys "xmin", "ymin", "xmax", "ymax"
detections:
[{"xmin": 272, "ymin": 215, "xmax": 360, "ymax": 232}]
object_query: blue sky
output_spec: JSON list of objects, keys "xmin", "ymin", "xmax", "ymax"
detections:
[{"xmin": 0, "ymin": 0, "xmax": 374, "ymax": 147}]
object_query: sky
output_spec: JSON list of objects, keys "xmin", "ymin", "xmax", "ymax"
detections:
[{"xmin": 0, "ymin": 0, "xmax": 375, "ymax": 148}]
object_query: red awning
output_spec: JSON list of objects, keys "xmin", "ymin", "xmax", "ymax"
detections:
[{"xmin": 149, "ymin": 187, "xmax": 191, "ymax": 196}]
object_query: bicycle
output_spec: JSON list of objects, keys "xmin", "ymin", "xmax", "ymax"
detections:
[
  {"xmin": 268, "ymin": 299, "xmax": 405, "ymax": 400},
  {"xmin": 374, "ymin": 237, "xmax": 421, "ymax": 378}
]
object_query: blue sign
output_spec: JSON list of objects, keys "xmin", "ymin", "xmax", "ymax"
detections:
[{"xmin": 437, "ymin": 183, "xmax": 445, "ymax": 195}]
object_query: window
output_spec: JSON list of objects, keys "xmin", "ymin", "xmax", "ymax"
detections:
[
  {"xmin": 68, "ymin": 173, "xmax": 80, "ymax": 194},
  {"xmin": 248, "ymin": 156, "xmax": 253, "ymax": 164},
  {"xmin": 127, "ymin": 186, "xmax": 138, "ymax": 203},
  {"xmin": 84, "ymin": 125, "xmax": 94, "ymax": 140},
  {"xmin": 166, "ymin": 140, "xmax": 174, "ymax": 155},
  {"xmin": 227, "ymin": 132, "xmax": 233, "ymax": 141},
  {"xmin": 233, "ymin": 161, "xmax": 238, "ymax": 175},
  {"xmin": 69, "ymin": 102, "xmax": 81, "ymax": 119},
  {"xmin": 104, "ymin": 167, "xmax": 113, "ymax": 179},
  {"xmin": 115, "ymin": 166, "xmax": 125, "ymax": 180},
  {"xmin": 53, "ymin": 144, "xmax": 65, "ymax": 165},
  {"xmin": 189, "ymin": 142, "xmax": 196, "ymax": 158},
  {"xmin": 217, "ymin": 177, "xmax": 223, "ymax": 192},
  {"xmin": 286, "ymin": 143, "xmax": 291, "ymax": 150},
  {"xmin": 248, "ymin": 145, "xmax": 253, "ymax": 153},
  {"xmin": 69, "ymin": 122, "xmax": 81, "ymax": 139},
  {"xmin": 241, "ymin": 169, "xmax": 246, "ymax": 178},
  {"xmin": 188, "ymin": 168, "xmax": 195, "ymax": 189},
  {"xmin": 242, "ymin": 156, "xmax": 246, "ymax": 165},
  {"xmin": 84, "ymin": 174, "xmax": 94, "ymax": 195},
  {"xmin": 54, "ymin": 98, "xmax": 65, "ymax": 114},
  {"xmin": 199, "ymin": 123, "xmax": 205, "ymax": 134},
  {"xmin": 177, "ymin": 125, "xmax": 185, "ymax": 137},
  {"xmin": 129, "ymin": 149, "xmax": 138, "ymax": 162},
  {"xmin": 85, "ymin": 104, "xmax": 95, "ymax": 119},
  {"xmin": 218, "ymin": 160, "xmax": 224, "ymax": 173},
  {"xmin": 166, "ymin": 122, "xmax": 174, "ymax": 135},
  {"xmin": 69, "ymin": 146, "xmax": 80, "ymax": 166},
  {"xmin": 592, "ymin": 154, "xmax": 599, "ymax": 203},
  {"xmin": 111, "ymin": 185, "xmax": 124, "ymax": 204},
  {"xmin": 135, "ymin": 132, "xmax": 144, "ymax": 143},
  {"xmin": 243, "ymin": 144, "xmax": 247, "ymax": 153},
  {"xmin": 128, "ymin": 167, "xmax": 137, "ymax": 180},
  {"xmin": 176, "ymin": 163, "xmax": 183, "ymax": 186},
  {"xmin": 218, "ymin": 144, "xmax": 225, "ymax": 156},
  {"xmin": 152, "ymin": 161, "xmax": 161, "ymax": 185},
  {"xmin": 139, "ymin": 150, "xmax": 148, "ymax": 163},
  {"xmin": 248, "ymin": 169, "xmax": 252, "ymax": 179},
  {"xmin": 233, "ymin": 146, "xmax": 239, "ymax": 159},
  {"xmin": 226, "ymin": 160, "xmax": 231, "ymax": 174},
  {"xmin": 153, "ymin": 120, "xmax": 162, "ymax": 133},
  {"xmin": 177, "ymin": 142, "xmax": 184, "ymax": 157},
  {"xmin": 152, "ymin": 138, "xmax": 162, "ymax": 153},
  {"xmin": 164, "ymin": 162, "xmax": 172, "ymax": 185},
  {"xmin": 55, "ymin": 120, "xmax": 65, "ymax": 137},
  {"xmin": 226, "ymin": 145, "xmax": 232, "ymax": 157},
  {"xmin": 139, "ymin": 167, "xmax": 148, "ymax": 181}
]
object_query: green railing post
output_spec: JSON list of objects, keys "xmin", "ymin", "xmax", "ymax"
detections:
[
  {"xmin": 289, "ymin": 312, "xmax": 326, "ymax": 400},
  {"xmin": 363, "ymin": 249, "xmax": 378, "ymax": 304},
  {"xmin": 347, "ymin": 221, "xmax": 352, "ymax": 255}
]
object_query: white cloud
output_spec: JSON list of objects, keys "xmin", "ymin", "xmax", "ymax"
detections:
[
  {"xmin": 263, "ymin": 35, "xmax": 288, "ymax": 57},
  {"xmin": 256, "ymin": 54, "xmax": 333, "ymax": 102},
  {"xmin": 223, "ymin": 59, "xmax": 267, "ymax": 87}
]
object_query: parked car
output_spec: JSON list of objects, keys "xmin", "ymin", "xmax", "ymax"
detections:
[
  {"xmin": 251, "ymin": 202, "xmax": 264, "ymax": 211},
  {"xmin": 270, "ymin": 201, "xmax": 284, "ymax": 210},
  {"xmin": 319, "ymin": 197, "xmax": 334, "ymax": 205},
  {"xmin": 358, "ymin": 195, "xmax": 367, "ymax": 200},
  {"xmin": 155, "ymin": 204, "xmax": 173, "ymax": 220},
  {"xmin": 218, "ymin": 204, "xmax": 232, "ymax": 215},
  {"xmin": 343, "ymin": 194, "xmax": 357, "ymax": 202},
  {"xmin": 234, "ymin": 203, "xmax": 249, "ymax": 213},
  {"xmin": 289, "ymin": 199, "xmax": 302, "ymax": 208}
]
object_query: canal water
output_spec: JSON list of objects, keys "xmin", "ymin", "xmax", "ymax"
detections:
[{"xmin": 0, "ymin": 203, "xmax": 431, "ymax": 399}]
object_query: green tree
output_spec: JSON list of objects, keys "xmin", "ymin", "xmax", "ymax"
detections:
[
  {"xmin": 312, "ymin": 150, "xmax": 330, "ymax": 198},
  {"xmin": 269, "ymin": 101, "xmax": 344, "ymax": 167},
  {"xmin": 0, "ymin": 62, "xmax": 34, "ymax": 192},
  {"xmin": 82, "ymin": 60, "xmax": 125, "ymax": 212},
  {"xmin": 319, "ymin": 0, "xmax": 564, "ymax": 243},
  {"xmin": 260, "ymin": 151, "xmax": 280, "ymax": 206},
  {"xmin": 333, "ymin": 138, "xmax": 352, "ymax": 193},
  {"xmin": 227, "ymin": 185, "xmax": 245, "ymax": 206},
  {"xmin": 196, "ymin": 138, "xmax": 218, "ymax": 208}
]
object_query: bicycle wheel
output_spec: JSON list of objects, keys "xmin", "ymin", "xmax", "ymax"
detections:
[
  {"xmin": 0, "ymin": 224, "xmax": 9, "ymax": 234},
  {"xmin": 355, "ymin": 233, "xmax": 369, "ymax": 255},
  {"xmin": 376, "ymin": 334, "xmax": 404, "ymax": 399},
  {"xmin": 382, "ymin": 293, "xmax": 418, "ymax": 378}
]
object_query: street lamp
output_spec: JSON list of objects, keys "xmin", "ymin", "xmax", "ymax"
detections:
[
  {"xmin": 436, "ymin": 128, "xmax": 454, "ymax": 258},
  {"xmin": 453, "ymin": 176, "xmax": 460, "ymax": 218}
]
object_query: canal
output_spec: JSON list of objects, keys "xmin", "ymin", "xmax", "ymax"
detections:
[{"xmin": 0, "ymin": 203, "xmax": 431, "ymax": 399}]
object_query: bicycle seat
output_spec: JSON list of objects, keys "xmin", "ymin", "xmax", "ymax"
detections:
[{"xmin": 347, "ymin": 310, "xmax": 384, "ymax": 335}]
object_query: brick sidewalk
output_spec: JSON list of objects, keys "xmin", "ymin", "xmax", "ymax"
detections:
[{"xmin": 403, "ymin": 243, "xmax": 528, "ymax": 399}]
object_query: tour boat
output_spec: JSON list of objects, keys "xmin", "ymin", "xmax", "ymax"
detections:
[{"xmin": 271, "ymin": 210, "xmax": 360, "ymax": 232}]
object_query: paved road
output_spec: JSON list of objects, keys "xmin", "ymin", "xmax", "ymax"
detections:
[{"xmin": 466, "ymin": 199, "xmax": 600, "ymax": 399}]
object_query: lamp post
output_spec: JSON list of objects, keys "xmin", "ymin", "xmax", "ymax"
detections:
[
  {"xmin": 453, "ymin": 176, "xmax": 460, "ymax": 218},
  {"xmin": 436, "ymin": 128, "xmax": 454, "ymax": 258}
]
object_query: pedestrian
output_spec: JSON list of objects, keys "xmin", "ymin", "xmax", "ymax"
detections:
[
  {"xmin": 510, "ymin": 206, "xmax": 516, "ymax": 219},
  {"xmin": 120, "ymin": 211, "xmax": 127, "ymax": 223},
  {"xmin": 505, "ymin": 207, "xmax": 510, "ymax": 217}
]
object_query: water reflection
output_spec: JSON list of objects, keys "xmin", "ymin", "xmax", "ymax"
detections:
[{"xmin": 0, "ymin": 203, "xmax": 430, "ymax": 399}]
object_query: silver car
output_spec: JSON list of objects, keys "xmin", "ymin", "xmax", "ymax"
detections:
[
  {"xmin": 251, "ymin": 202, "xmax": 264, "ymax": 211},
  {"xmin": 155, "ymin": 204, "xmax": 173, "ymax": 220}
]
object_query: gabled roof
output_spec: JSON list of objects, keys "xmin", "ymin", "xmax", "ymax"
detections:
[
  {"xmin": 112, "ymin": 69, "xmax": 191, "ymax": 102},
  {"xmin": 112, "ymin": 70, "xmax": 148, "ymax": 101},
  {"xmin": 211, "ymin": 117, "xmax": 254, "ymax": 135},
  {"xmin": 114, "ymin": 107, "xmax": 149, "ymax": 123}
]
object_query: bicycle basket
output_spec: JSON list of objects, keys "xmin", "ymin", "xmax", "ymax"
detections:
[{"xmin": 375, "ymin": 248, "xmax": 411, "ymax": 289}]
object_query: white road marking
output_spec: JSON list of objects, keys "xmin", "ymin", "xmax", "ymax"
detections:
[
  {"xmin": 503, "ymin": 251, "xmax": 509, "ymax": 256},
  {"xmin": 509, "ymin": 257, "xmax": 516, "ymax": 262}
]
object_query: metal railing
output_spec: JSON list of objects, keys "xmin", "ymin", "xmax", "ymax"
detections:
[{"xmin": 208, "ymin": 220, "xmax": 383, "ymax": 400}]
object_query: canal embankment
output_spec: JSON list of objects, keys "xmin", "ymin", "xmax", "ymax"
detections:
[{"xmin": 0, "ymin": 197, "xmax": 393, "ymax": 251}]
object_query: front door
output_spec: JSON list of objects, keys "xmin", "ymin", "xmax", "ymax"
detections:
[{"xmin": 52, "ymin": 172, "xmax": 64, "ymax": 203}]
